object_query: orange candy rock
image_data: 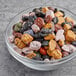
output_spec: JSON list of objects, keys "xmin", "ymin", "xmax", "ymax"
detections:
[
  {"xmin": 49, "ymin": 40, "xmax": 56, "ymax": 51},
  {"xmin": 47, "ymin": 49, "xmax": 62, "ymax": 59},
  {"xmin": 65, "ymin": 30, "xmax": 76, "ymax": 41},
  {"xmin": 21, "ymin": 34, "xmax": 33, "ymax": 44},
  {"xmin": 44, "ymin": 33, "xmax": 55, "ymax": 40},
  {"xmin": 44, "ymin": 23, "xmax": 52, "ymax": 29},
  {"xmin": 65, "ymin": 17, "xmax": 75, "ymax": 24},
  {"xmin": 14, "ymin": 38, "xmax": 26, "ymax": 49},
  {"xmin": 42, "ymin": 7, "xmax": 49, "ymax": 13},
  {"xmin": 58, "ymin": 40, "xmax": 65, "ymax": 46},
  {"xmin": 26, "ymin": 52, "xmax": 36, "ymax": 59},
  {"xmin": 63, "ymin": 24, "xmax": 71, "ymax": 31},
  {"xmin": 58, "ymin": 17, "xmax": 65, "ymax": 25},
  {"xmin": 55, "ymin": 11, "xmax": 63, "ymax": 17}
]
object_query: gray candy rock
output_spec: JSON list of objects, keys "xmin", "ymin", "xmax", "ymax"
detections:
[{"xmin": 23, "ymin": 29, "xmax": 34, "ymax": 36}]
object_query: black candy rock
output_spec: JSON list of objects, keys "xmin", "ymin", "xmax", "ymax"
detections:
[
  {"xmin": 41, "ymin": 41, "xmax": 49, "ymax": 46},
  {"xmin": 33, "ymin": 8, "xmax": 40, "ymax": 13},
  {"xmin": 72, "ymin": 41, "xmax": 76, "ymax": 46},
  {"xmin": 33, "ymin": 32, "xmax": 41, "ymax": 38},
  {"xmin": 72, "ymin": 25, "xmax": 76, "ymax": 32},
  {"xmin": 35, "ymin": 12, "xmax": 45, "ymax": 18},
  {"xmin": 33, "ymin": 53, "xmax": 42, "ymax": 60},
  {"xmin": 52, "ymin": 17, "xmax": 58, "ymax": 24},
  {"xmin": 22, "ymin": 16, "xmax": 29, "ymax": 22},
  {"xmin": 20, "ymin": 21, "xmax": 33, "ymax": 33},
  {"xmin": 28, "ymin": 15, "xmax": 37, "ymax": 23},
  {"xmin": 35, "ymin": 38, "xmax": 44, "ymax": 42},
  {"xmin": 23, "ymin": 21, "xmax": 32, "ymax": 29},
  {"xmin": 42, "ymin": 55, "xmax": 50, "ymax": 60}
]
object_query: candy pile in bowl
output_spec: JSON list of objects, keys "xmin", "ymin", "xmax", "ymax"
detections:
[{"xmin": 8, "ymin": 6, "xmax": 76, "ymax": 61}]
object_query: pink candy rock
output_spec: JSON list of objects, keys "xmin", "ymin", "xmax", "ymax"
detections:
[
  {"xmin": 22, "ymin": 14, "xmax": 29, "ymax": 17},
  {"xmin": 56, "ymin": 29, "xmax": 65, "ymax": 41},
  {"xmin": 46, "ymin": 10, "xmax": 55, "ymax": 18},
  {"xmin": 31, "ymin": 24, "xmax": 40, "ymax": 33},
  {"xmin": 8, "ymin": 35, "xmax": 15, "ymax": 43},
  {"xmin": 29, "ymin": 12, "xmax": 35, "ymax": 16},
  {"xmin": 62, "ymin": 51, "xmax": 69, "ymax": 57},
  {"xmin": 29, "ymin": 41, "xmax": 41, "ymax": 51},
  {"xmin": 55, "ymin": 24, "xmax": 62, "ymax": 32}
]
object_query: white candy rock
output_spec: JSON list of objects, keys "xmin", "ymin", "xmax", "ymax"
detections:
[
  {"xmin": 62, "ymin": 44, "xmax": 76, "ymax": 53},
  {"xmin": 31, "ymin": 24, "xmax": 40, "ymax": 33},
  {"xmin": 22, "ymin": 14, "xmax": 29, "ymax": 17},
  {"xmin": 29, "ymin": 41, "xmax": 41, "ymax": 51},
  {"xmin": 46, "ymin": 10, "xmax": 55, "ymax": 18},
  {"xmin": 22, "ymin": 47, "xmax": 33, "ymax": 54},
  {"xmin": 8, "ymin": 35, "xmax": 15, "ymax": 43},
  {"xmin": 29, "ymin": 12, "xmax": 35, "ymax": 16},
  {"xmin": 62, "ymin": 45, "xmax": 70, "ymax": 52},
  {"xmin": 69, "ymin": 45, "xmax": 76, "ymax": 53},
  {"xmin": 56, "ymin": 29, "xmax": 65, "ymax": 41},
  {"xmin": 44, "ymin": 58, "xmax": 50, "ymax": 62}
]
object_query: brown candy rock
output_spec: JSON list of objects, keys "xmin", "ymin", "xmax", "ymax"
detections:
[
  {"xmin": 13, "ymin": 31, "xmax": 22, "ymax": 38},
  {"xmin": 14, "ymin": 38, "xmax": 26, "ymax": 49},
  {"xmin": 34, "ymin": 17, "xmax": 45, "ymax": 29},
  {"xmin": 45, "ymin": 15, "xmax": 52, "ymax": 23}
]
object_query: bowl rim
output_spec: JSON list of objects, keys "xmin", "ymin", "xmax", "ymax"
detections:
[{"xmin": 5, "ymin": 4, "xmax": 76, "ymax": 65}]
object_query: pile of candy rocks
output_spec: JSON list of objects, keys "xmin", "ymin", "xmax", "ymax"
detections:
[{"xmin": 8, "ymin": 6, "xmax": 76, "ymax": 61}]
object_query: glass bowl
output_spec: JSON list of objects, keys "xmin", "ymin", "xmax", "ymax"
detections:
[{"xmin": 5, "ymin": 5, "xmax": 76, "ymax": 71}]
